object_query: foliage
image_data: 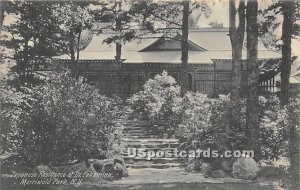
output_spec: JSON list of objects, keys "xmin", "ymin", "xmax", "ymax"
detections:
[
  {"xmin": 130, "ymin": 0, "xmax": 211, "ymax": 34},
  {"xmin": 10, "ymin": 70, "xmax": 123, "ymax": 166},
  {"xmin": 183, "ymin": 95, "xmax": 247, "ymax": 156},
  {"xmin": 94, "ymin": 0, "xmax": 137, "ymax": 44},
  {"xmin": 52, "ymin": 1, "xmax": 94, "ymax": 62},
  {"xmin": 208, "ymin": 21, "xmax": 224, "ymax": 28},
  {"xmin": 5, "ymin": 1, "xmax": 67, "ymax": 83},
  {"xmin": 179, "ymin": 92, "xmax": 212, "ymax": 135},
  {"xmin": 259, "ymin": 96, "xmax": 290, "ymax": 159},
  {"xmin": 127, "ymin": 72, "xmax": 289, "ymax": 161},
  {"xmin": 3, "ymin": 1, "xmax": 94, "ymax": 83},
  {"xmin": 0, "ymin": 77, "xmax": 28, "ymax": 153},
  {"xmin": 127, "ymin": 71, "xmax": 182, "ymax": 133}
]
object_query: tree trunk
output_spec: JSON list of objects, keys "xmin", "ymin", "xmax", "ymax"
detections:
[
  {"xmin": 115, "ymin": 1, "xmax": 122, "ymax": 94},
  {"xmin": 229, "ymin": 0, "xmax": 245, "ymax": 99},
  {"xmin": 181, "ymin": 0, "xmax": 189, "ymax": 95},
  {"xmin": 76, "ymin": 28, "xmax": 82, "ymax": 62},
  {"xmin": 281, "ymin": 1, "xmax": 299, "ymax": 189},
  {"xmin": 245, "ymin": 0, "xmax": 260, "ymax": 161},
  {"xmin": 281, "ymin": 1, "xmax": 294, "ymax": 105},
  {"xmin": 115, "ymin": 1, "xmax": 122, "ymax": 65},
  {"xmin": 0, "ymin": 1, "xmax": 5, "ymax": 33},
  {"xmin": 75, "ymin": 27, "xmax": 82, "ymax": 77},
  {"xmin": 69, "ymin": 32, "xmax": 76, "ymax": 72},
  {"xmin": 22, "ymin": 39, "xmax": 29, "ymax": 85}
]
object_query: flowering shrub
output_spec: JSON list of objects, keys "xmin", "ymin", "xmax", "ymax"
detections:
[
  {"xmin": 0, "ymin": 78, "xmax": 28, "ymax": 153},
  {"xmin": 180, "ymin": 92, "xmax": 212, "ymax": 132},
  {"xmin": 184, "ymin": 95, "xmax": 247, "ymax": 155},
  {"xmin": 6, "ymin": 70, "xmax": 124, "ymax": 166},
  {"xmin": 127, "ymin": 71, "xmax": 182, "ymax": 134},
  {"xmin": 127, "ymin": 71, "xmax": 295, "ymax": 161},
  {"xmin": 259, "ymin": 96, "xmax": 289, "ymax": 159}
]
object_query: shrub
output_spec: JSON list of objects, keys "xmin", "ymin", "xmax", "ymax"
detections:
[
  {"xmin": 127, "ymin": 71, "xmax": 182, "ymax": 134},
  {"xmin": 182, "ymin": 95, "xmax": 247, "ymax": 157},
  {"xmin": 182, "ymin": 94, "xmax": 290, "ymax": 161},
  {"xmin": 0, "ymin": 78, "xmax": 28, "ymax": 154},
  {"xmin": 13, "ymin": 70, "xmax": 123, "ymax": 166},
  {"xmin": 259, "ymin": 96, "xmax": 289, "ymax": 160}
]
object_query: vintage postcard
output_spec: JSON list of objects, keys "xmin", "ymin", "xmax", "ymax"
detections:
[{"xmin": 0, "ymin": 0, "xmax": 299, "ymax": 189}]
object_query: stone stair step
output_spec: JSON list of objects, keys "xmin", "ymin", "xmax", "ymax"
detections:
[
  {"xmin": 122, "ymin": 143, "xmax": 180, "ymax": 149},
  {"xmin": 122, "ymin": 135, "xmax": 158, "ymax": 139},
  {"xmin": 121, "ymin": 147, "xmax": 178, "ymax": 155},
  {"xmin": 120, "ymin": 128, "xmax": 149, "ymax": 131},
  {"xmin": 122, "ymin": 132, "xmax": 157, "ymax": 136},
  {"xmin": 123, "ymin": 157, "xmax": 185, "ymax": 164},
  {"xmin": 118, "ymin": 120, "xmax": 148, "ymax": 124},
  {"xmin": 122, "ymin": 138, "xmax": 179, "ymax": 143},
  {"xmin": 118, "ymin": 120, "xmax": 184, "ymax": 169},
  {"xmin": 126, "ymin": 163, "xmax": 186, "ymax": 169}
]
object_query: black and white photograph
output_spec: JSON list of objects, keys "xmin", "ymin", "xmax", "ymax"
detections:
[{"xmin": 0, "ymin": 0, "xmax": 299, "ymax": 189}]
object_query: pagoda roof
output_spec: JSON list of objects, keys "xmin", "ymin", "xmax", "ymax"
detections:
[{"xmin": 54, "ymin": 28, "xmax": 281, "ymax": 64}]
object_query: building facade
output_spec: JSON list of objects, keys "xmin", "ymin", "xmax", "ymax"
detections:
[{"xmin": 54, "ymin": 28, "xmax": 282, "ymax": 96}]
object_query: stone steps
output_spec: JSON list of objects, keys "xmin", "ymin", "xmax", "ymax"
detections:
[
  {"xmin": 120, "ymin": 120, "xmax": 183, "ymax": 169},
  {"xmin": 126, "ymin": 163, "xmax": 187, "ymax": 169},
  {"xmin": 123, "ymin": 135, "xmax": 159, "ymax": 139},
  {"xmin": 122, "ymin": 131, "xmax": 157, "ymax": 136},
  {"xmin": 123, "ymin": 157, "xmax": 185, "ymax": 164}
]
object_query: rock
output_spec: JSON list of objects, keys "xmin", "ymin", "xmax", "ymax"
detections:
[
  {"xmin": 92, "ymin": 159, "xmax": 114, "ymax": 173},
  {"xmin": 211, "ymin": 170, "xmax": 227, "ymax": 178},
  {"xmin": 200, "ymin": 163, "xmax": 211, "ymax": 175},
  {"xmin": 114, "ymin": 158, "xmax": 128, "ymax": 177},
  {"xmin": 185, "ymin": 163, "xmax": 195, "ymax": 172},
  {"xmin": 256, "ymin": 166, "xmax": 286, "ymax": 179},
  {"xmin": 114, "ymin": 163, "xmax": 128, "ymax": 178},
  {"xmin": 58, "ymin": 162, "xmax": 95, "ymax": 173},
  {"xmin": 221, "ymin": 161, "xmax": 232, "ymax": 172},
  {"xmin": 37, "ymin": 164, "xmax": 54, "ymax": 174},
  {"xmin": 194, "ymin": 159, "xmax": 202, "ymax": 172},
  {"xmin": 232, "ymin": 157, "xmax": 259, "ymax": 179},
  {"xmin": 91, "ymin": 158, "xmax": 128, "ymax": 179},
  {"xmin": 114, "ymin": 157, "xmax": 125, "ymax": 165}
]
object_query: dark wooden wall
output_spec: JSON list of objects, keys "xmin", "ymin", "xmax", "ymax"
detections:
[{"xmin": 57, "ymin": 59, "xmax": 251, "ymax": 97}]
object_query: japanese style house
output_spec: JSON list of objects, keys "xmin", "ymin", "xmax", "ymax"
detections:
[{"xmin": 54, "ymin": 28, "xmax": 282, "ymax": 96}]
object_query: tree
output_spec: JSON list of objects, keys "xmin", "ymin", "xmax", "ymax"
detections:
[
  {"xmin": 130, "ymin": 0, "xmax": 210, "ymax": 94},
  {"xmin": 16, "ymin": 69, "xmax": 123, "ymax": 166},
  {"xmin": 0, "ymin": 0, "xmax": 15, "ymax": 32},
  {"xmin": 53, "ymin": 1, "xmax": 94, "ymax": 76},
  {"xmin": 5, "ymin": 1, "xmax": 67, "ymax": 86},
  {"xmin": 229, "ymin": 0, "xmax": 245, "ymax": 99},
  {"xmin": 281, "ymin": 1, "xmax": 299, "ymax": 189},
  {"xmin": 260, "ymin": 1, "xmax": 299, "ymax": 188},
  {"xmin": 245, "ymin": 0, "xmax": 261, "ymax": 160},
  {"xmin": 181, "ymin": 0, "xmax": 189, "ymax": 94},
  {"xmin": 93, "ymin": 0, "xmax": 138, "ymax": 65},
  {"xmin": 281, "ymin": 1, "xmax": 295, "ymax": 105}
]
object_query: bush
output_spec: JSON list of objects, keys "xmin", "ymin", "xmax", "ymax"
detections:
[
  {"xmin": 259, "ymin": 96, "xmax": 289, "ymax": 160},
  {"xmin": 127, "ymin": 71, "xmax": 294, "ymax": 161},
  {"xmin": 127, "ymin": 71, "xmax": 182, "ymax": 134},
  {"xmin": 0, "ymin": 77, "xmax": 27, "ymax": 154},
  {"xmin": 11, "ymin": 70, "xmax": 123, "ymax": 166}
]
